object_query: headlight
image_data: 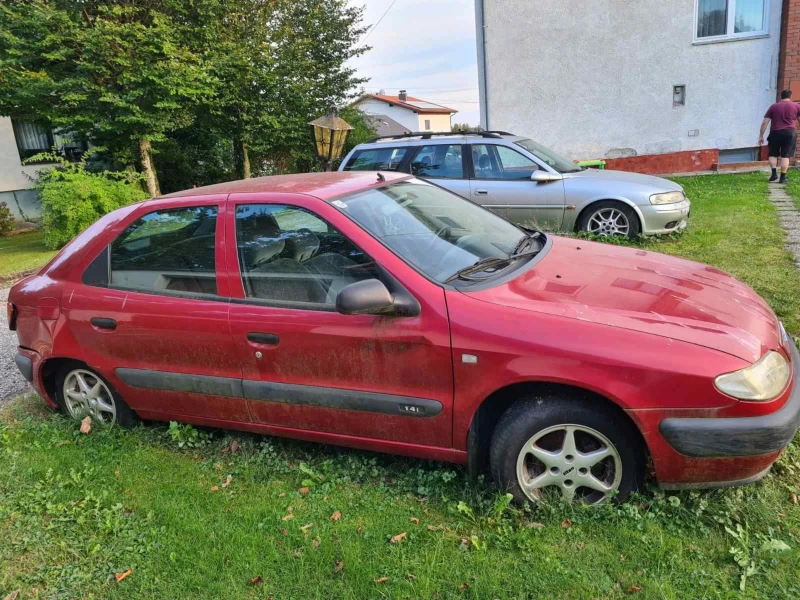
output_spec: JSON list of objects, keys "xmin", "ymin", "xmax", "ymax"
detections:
[
  {"xmin": 714, "ymin": 351, "xmax": 791, "ymax": 401},
  {"xmin": 649, "ymin": 191, "xmax": 685, "ymax": 205}
]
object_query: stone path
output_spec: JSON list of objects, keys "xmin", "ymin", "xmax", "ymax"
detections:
[{"xmin": 768, "ymin": 184, "xmax": 800, "ymax": 263}]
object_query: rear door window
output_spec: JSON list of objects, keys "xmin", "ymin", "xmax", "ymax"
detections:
[
  {"xmin": 343, "ymin": 147, "xmax": 408, "ymax": 171},
  {"xmin": 109, "ymin": 206, "xmax": 218, "ymax": 295},
  {"xmin": 410, "ymin": 144, "xmax": 464, "ymax": 179}
]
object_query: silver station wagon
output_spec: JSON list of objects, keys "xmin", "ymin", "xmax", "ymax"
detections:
[{"xmin": 339, "ymin": 131, "xmax": 690, "ymax": 237}]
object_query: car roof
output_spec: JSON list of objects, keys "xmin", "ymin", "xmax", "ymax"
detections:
[
  {"xmin": 355, "ymin": 132, "xmax": 525, "ymax": 149},
  {"xmin": 158, "ymin": 171, "xmax": 411, "ymax": 201}
]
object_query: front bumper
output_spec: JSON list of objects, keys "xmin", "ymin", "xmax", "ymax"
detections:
[
  {"xmin": 659, "ymin": 339, "xmax": 800, "ymax": 458},
  {"xmin": 639, "ymin": 199, "xmax": 691, "ymax": 235}
]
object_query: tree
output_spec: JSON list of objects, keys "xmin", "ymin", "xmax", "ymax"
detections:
[
  {"xmin": 243, "ymin": 0, "xmax": 369, "ymax": 175},
  {"xmin": 0, "ymin": 0, "xmax": 371, "ymax": 194},
  {"xmin": 0, "ymin": 1, "xmax": 219, "ymax": 197},
  {"xmin": 452, "ymin": 122, "xmax": 482, "ymax": 132}
]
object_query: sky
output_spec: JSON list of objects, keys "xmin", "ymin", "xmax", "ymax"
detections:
[{"xmin": 347, "ymin": 0, "xmax": 480, "ymax": 125}]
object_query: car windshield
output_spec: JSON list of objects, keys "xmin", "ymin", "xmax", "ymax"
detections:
[
  {"xmin": 335, "ymin": 179, "xmax": 530, "ymax": 283},
  {"xmin": 514, "ymin": 138, "xmax": 583, "ymax": 173}
]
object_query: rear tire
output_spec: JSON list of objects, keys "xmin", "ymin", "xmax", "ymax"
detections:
[
  {"xmin": 55, "ymin": 364, "xmax": 138, "ymax": 428},
  {"xmin": 578, "ymin": 201, "xmax": 641, "ymax": 238},
  {"xmin": 489, "ymin": 394, "xmax": 645, "ymax": 505}
]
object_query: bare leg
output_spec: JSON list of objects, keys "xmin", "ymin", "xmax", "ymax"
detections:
[
  {"xmin": 769, "ymin": 156, "xmax": 778, "ymax": 169},
  {"xmin": 781, "ymin": 157, "xmax": 790, "ymax": 174}
]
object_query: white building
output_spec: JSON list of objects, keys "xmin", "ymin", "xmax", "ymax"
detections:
[
  {"xmin": 475, "ymin": 0, "xmax": 789, "ymax": 173},
  {"xmin": 0, "ymin": 117, "xmax": 87, "ymax": 221},
  {"xmin": 352, "ymin": 91, "xmax": 457, "ymax": 134}
]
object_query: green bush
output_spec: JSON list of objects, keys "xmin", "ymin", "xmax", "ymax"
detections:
[
  {"xmin": 0, "ymin": 202, "xmax": 13, "ymax": 236},
  {"xmin": 28, "ymin": 152, "xmax": 147, "ymax": 249}
]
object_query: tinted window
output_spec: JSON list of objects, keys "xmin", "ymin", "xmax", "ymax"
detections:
[
  {"xmin": 236, "ymin": 204, "xmax": 376, "ymax": 307},
  {"xmin": 110, "ymin": 206, "xmax": 218, "ymax": 295},
  {"xmin": 411, "ymin": 144, "xmax": 463, "ymax": 179},
  {"xmin": 343, "ymin": 147, "xmax": 408, "ymax": 171},
  {"xmin": 473, "ymin": 144, "xmax": 538, "ymax": 180}
]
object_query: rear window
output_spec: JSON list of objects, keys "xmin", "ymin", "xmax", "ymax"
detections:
[
  {"xmin": 109, "ymin": 206, "xmax": 218, "ymax": 295},
  {"xmin": 343, "ymin": 147, "xmax": 408, "ymax": 171}
]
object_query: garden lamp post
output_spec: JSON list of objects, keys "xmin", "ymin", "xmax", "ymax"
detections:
[{"xmin": 309, "ymin": 113, "xmax": 353, "ymax": 171}]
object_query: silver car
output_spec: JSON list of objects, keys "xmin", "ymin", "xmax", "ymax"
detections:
[{"xmin": 338, "ymin": 131, "xmax": 690, "ymax": 237}]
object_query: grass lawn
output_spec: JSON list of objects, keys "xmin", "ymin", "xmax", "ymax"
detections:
[
  {"xmin": 1, "ymin": 173, "xmax": 800, "ymax": 599},
  {"xmin": 0, "ymin": 231, "xmax": 57, "ymax": 280}
]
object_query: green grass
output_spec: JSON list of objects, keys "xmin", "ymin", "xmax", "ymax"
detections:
[
  {"xmin": 0, "ymin": 231, "xmax": 57, "ymax": 279},
  {"xmin": 1, "ymin": 173, "xmax": 800, "ymax": 599}
]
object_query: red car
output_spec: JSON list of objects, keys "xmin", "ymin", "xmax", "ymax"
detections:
[{"xmin": 8, "ymin": 172, "xmax": 800, "ymax": 504}]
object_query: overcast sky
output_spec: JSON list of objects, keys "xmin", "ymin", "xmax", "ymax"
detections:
[{"xmin": 347, "ymin": 0, "xmax": 480, "ymax": 125}]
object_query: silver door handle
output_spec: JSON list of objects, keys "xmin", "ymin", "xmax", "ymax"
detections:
[{"xmin": 474, "ymin": 189, "xmax": 488, "ymax": 195}]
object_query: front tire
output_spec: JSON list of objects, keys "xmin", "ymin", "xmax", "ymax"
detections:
[
  {"xmin": 489, "ymin": 395, "xmax": 645, "ymax": 504},
  {"xmin": 578, "ymin": 201, "xmax": 641, "ymax": 238},
  {"xmin": 56, "ymin": 365, "xmax": 138, "ymax": 428}
]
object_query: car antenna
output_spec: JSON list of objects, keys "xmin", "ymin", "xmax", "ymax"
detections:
[{"xmin": 376, "ymin": 172, "xmax": 386, "ymax": 182}]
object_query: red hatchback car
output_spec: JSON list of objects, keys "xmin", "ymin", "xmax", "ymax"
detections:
[{"xmin": 9, "ymin": 172, "xmax": 800, "ymax": 504}]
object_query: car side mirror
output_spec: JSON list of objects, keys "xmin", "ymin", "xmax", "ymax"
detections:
[
  {"xmin": 336, "ymin": 279, "xmax": 405, "ymax": 316},
  {"xmin": 531, "ymin": 170, "xmax": 563, "ymax": 183}
]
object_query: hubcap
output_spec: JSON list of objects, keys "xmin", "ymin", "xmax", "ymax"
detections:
[
  {"xmin": 516, "ymin": 424, "xmax": 622, "ymax": 504},
  {"xmin": 63, "ymin": 369, "xmax": 116, "ymax": 425},
  {"xmin": 587, "ymin": 208, "xmax": 630, "ymax": 236}
]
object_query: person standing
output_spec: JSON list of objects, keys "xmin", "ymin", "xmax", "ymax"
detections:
[{"xmin": 759, "ymin": 90, "xmax": 800, "ymax": 183}]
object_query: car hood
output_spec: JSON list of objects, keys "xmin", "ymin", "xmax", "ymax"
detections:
[
  {"xmin": 463, "ymin": 236, "xmax": 781, "ymax": 362},
  {"xmin": 564, "ymin": 168, "xmax": 684, "ymax": 193}
]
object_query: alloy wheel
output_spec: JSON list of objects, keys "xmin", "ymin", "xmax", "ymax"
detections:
[
  {"xmin": 587, "ymin": 207, "xmax": 630, "ymax": 236},
  {"xmin": 515, "ymin": 424, "xmax": 623, "ymax": 504},
  {"xmin": 63, "ymin": 369, "xmax": 117, "ymax": 425}
]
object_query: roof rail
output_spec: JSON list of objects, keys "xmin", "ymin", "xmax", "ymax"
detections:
[{"xmin": 364, "ymin": 130, "xmax": 514, "ymax": 143}]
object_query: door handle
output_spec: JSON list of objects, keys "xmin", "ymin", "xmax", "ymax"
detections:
[
  {"xmin": 474, "ymin": 189, "xmax": 488, "ymax": 195},
  {"xmin": 91, "ymin": 317, "xmax": 117, "ymax": 331},
  {"xmin": 247, "ymin": 332, "xmax": 280, "ymax": 346}
]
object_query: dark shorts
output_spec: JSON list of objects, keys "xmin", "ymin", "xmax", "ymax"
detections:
[{"xmin": 768, "ymin": 129, "xmax": 797, "ymax": 158}]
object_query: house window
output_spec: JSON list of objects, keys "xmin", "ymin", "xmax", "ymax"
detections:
[
  {"xmin": 424, "ymin": 119, "xmax": 431, "ymax": 130},
  {"xmin": 11, "ymin": 118, "xmax": 88, "ymax": 163},
  {"xmin": 695, "ymin": 0, "xmax": 767, "ymax": 42}
]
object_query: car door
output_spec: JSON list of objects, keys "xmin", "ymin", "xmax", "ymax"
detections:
[
  {"xmin": 225, "ymin": 192, "xmax": 454, "ymax": 448},
  {"xmin": 408, "ymin": 143, "xmax": 472, "ymax": 199},
  {"xmin": 469, "ymin": 143, "xmax": 566, "ymax": 231},
  {"xmin": 62, "ymin": 196, "xmax": 250, "ymax": 422}
]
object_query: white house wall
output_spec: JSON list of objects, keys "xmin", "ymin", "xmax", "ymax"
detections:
[
  {"xmin": 479, "ymin": 0, "xmax": 783, "ymax": 160},
  {"xmin": 418, "ymin": 113, "xmax": 453, "ymax": 132},
  {"xmin": 0, "ymin": 117, "xmax": 40, "ymax": 193},
  {"xmin": 354, "ymin": 99, "xmax": 422, "ymax": 132}
]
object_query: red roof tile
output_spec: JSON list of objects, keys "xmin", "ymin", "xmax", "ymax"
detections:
[{"xmin": 355, "ymin": 94, "xmax": 456, "ymax": 114}]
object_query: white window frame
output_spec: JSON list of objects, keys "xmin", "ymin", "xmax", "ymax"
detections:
[
  {"xmin": 424, "ymin": 119, "xmax": 431, "ymax": 130},
  {"xmin": 693, "ymin": 0, "xmax": 769, "ymax": 44}
]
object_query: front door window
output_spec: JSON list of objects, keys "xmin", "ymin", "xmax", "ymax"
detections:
[{"xmin": 235, "ymin": 204, "xmax": 377, "ymax": 307}]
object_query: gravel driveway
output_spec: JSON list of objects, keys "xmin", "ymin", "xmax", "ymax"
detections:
[{"xmin": 1, "ymin": 286, "xmax": 31, "ymax": 404}]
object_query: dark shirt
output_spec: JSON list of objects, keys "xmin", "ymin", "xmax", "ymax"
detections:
[{"xmin": 765, "ymin": 101, "xmax": 800, "ymax": 132}]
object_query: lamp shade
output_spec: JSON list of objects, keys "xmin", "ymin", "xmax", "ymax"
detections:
[{"xmin": 309, "ymin": 114, "xmax": 353, "ymax": 162}]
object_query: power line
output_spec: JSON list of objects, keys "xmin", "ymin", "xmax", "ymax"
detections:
[
  {"xmin": 427, "ymin": 98, "xmax": 480, "ymax": 104},
  {"xmin": 367, "ymin": 86, "xmax": 478, "ymax": 93},
  {"xmin": 360, "ymin": 0, "xmax": 398, "ymax": 46}
]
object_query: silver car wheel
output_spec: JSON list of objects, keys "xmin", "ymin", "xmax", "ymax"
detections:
[
  {"xmin": 63, "ymin": 369, "xmax": 117, "ymax": 425},
  {"xmin": 587, "ymin": 207, "xmax": 630, "ymax": 236},
  {"xmin": 515, "ymin": 424, "xmax": 623, "ymax": 504}
]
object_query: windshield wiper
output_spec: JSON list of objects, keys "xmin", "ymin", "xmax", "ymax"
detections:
[{"xmin": 444, "ymin": 246, "xmax": 541, "ymax": 284}]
